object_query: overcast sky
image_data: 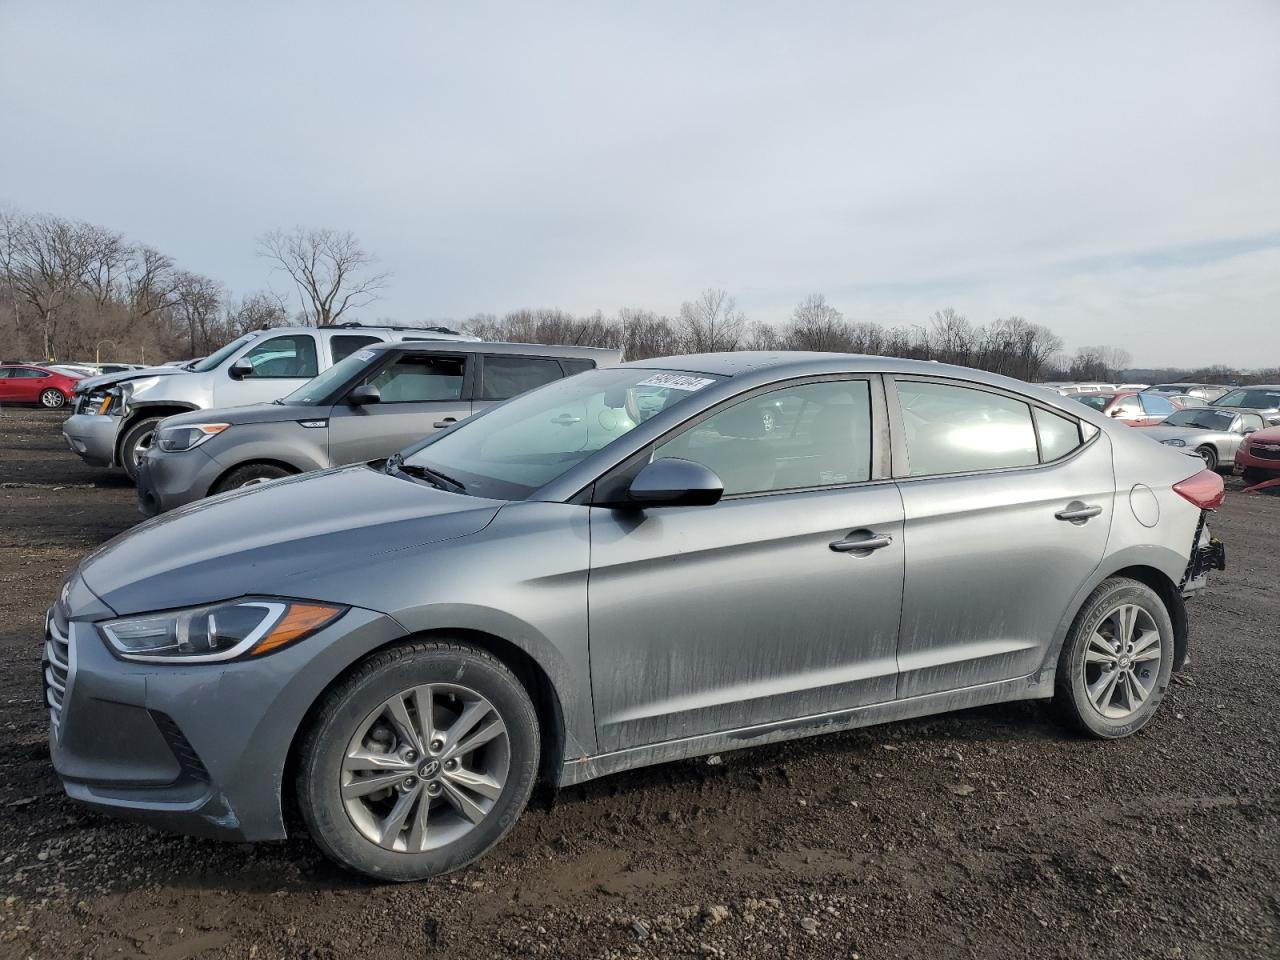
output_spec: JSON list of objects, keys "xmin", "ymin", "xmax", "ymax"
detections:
[{"xmin": 2, "ymin": 1, "xmax": 1278, "ymax": 367}]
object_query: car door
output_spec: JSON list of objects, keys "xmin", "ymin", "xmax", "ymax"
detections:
[
  {"xmin": 1106, "ymin": 394, "xmax": 1147, "ymax": 425},
  {"xmin": 1227, "ymin": 413, "xmax": 1265, "ymax": 462},
  {"xmin": 0, "ymin": 368, "xmax": 15, "ymax": 402},
  {"xmin": 470, "ymin": 354, "xmax": 575, "ymax": 417},
  {"xmin": 587, "ymin": 376, "xmax": 905, "ymax": 753},
  {"xmin": 326, "ymin": 352, "xmax": 473, "ymax": 465},
  {"xmin": 212, "ymin": 332, "xmax": 321, "ymax": 405},
  {"xmin": 15, "ymin": 367, "xmax": 48, "ymax": 402},
  {"xmin": 889, "ymin": 377, "xmax": 1113, "ymax": 698},
  {"xmin": 1139, "ymin": 392, "xmax": 1176, "ymax": 425}
]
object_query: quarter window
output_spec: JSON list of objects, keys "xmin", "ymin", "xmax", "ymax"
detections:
[
  {"xmin": 655, "ymin": 381, "xmax": 873, "ymax": 496},
  {"xmin": 897, "ymin": 381, "xmax": 1038, "ymax": 476},
  {"xmin": 364, "ymin": 355, "xmax": 465, "ymax": 402},
  {"xmin": 240, "ymin": 334, "xmax": 319, "ymax": 379},
  {"xmin": 480, "ymin": 356, "xmax": 564, "ymax": 400},
  {"xmin": 1034, "ymin": 407, "xmax": 1083, "ymax": 461}
]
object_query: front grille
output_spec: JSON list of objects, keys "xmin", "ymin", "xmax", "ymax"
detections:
[
  {"xmin": 44, "ymin": 613, "xmax": 71, "ymax": 736},
  {"xmin": 1249, "ymin": 443, "xmax": 1280, "ymax": 462}
]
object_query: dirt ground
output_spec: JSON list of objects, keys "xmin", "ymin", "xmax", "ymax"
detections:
[{"xmin": 0, "ymin": 406, "xmax": 1276, "ymax": 960}]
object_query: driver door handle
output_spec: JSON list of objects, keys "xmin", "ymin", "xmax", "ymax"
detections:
[
  {"xmin": 829, "ymin": 532, "xmax": 894, "ymax": 553},
  {"xmin": 1055, "ymin": 502, "xmax": 1103, "ymax": 523}
]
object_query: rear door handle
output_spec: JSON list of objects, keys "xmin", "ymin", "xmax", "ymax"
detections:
[
  {"xmin": 1055, "ymin": 502, "xmax": 1102, "ymax": 523},
  {"xmin": 829, "ymin": 532, "xmax": 893, "ymax": 554},
  {"xmin": 433, "ymin": 417, "xmax": 458, "ymax": 429}
]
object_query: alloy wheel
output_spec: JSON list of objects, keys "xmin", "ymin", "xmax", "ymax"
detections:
[
  {"xmin": 340, "ymin": 683, "xmax": 510, "ymax": 853},
  {"xmin": 40, "ymin": 389, "xmax": 65, "ymax": 409},
  {"xmin": 1082, "ymin": 603, "xmax": 1162, "ymax": 720}
]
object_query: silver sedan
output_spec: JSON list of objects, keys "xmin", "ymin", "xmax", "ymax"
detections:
[
  {"xmin": 46, "ymin": 353, "xmax": 1227, "ymax": 881},
  {"xmin": 1141, "ymin": 407, "xmax": 1268, "ymax": 470}
]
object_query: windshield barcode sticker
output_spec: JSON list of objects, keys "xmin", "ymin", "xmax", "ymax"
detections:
[
  {"xmin": 354, "ymin": 350, "xmax": 376, "ymax": 361},
  {"xmin": 636, "ymin": 373, "xmax": 716, "ymax": 391}
]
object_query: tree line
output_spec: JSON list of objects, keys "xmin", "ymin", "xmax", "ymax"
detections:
[{"xmin": 4, "ymin": 203, "xmax": 1273, "ymax": 385}]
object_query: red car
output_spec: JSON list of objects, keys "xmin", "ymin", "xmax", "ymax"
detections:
[
  {"xmin": 1235, "ymin": 424, "xmax": 1280, "ymax": 486},
  {"xmin": 0, "ymin": 363, "xmax": 82, "ymax": 409},
  {"xmin": 1066, "ymin": 390, "xmax": 1176, "ymax": 426}
]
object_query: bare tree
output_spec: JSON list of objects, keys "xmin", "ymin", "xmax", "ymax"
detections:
[
  {"xmin": 784, "ymin": 293, "xmax": 849, "ymax": 351},
  {"xmin": 80, "ymin": 224, "xmax": 131, "ymax": 308},
  {"xmin": 258, "ymin": 227, "xmax": 389, "ymax": 326},
  {"xmin": 676, "ymin": 288, "xmax": 747, "ymax": 352},
  {"xmin": 616, "ymin": 308, "xmax": 680, "ymax": 360},
  {"xmin": 5, "ymin": 214, "xmax": 97, "ymax": 359},
  {"xmin": 224, "ymin": 290, "xmax": 289, "ymax": 337},
  {"xmin": 172, "ymin": 271, "xmax": 224, "ymax": 357}
]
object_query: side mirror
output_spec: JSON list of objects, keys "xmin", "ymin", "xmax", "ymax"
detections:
[
  {"xmin": 627, "ymin": 458, "xmax": 723, "ymax": 508},
  {"xmin": 1243, "ymin": 426, "xmax": 1258, "ymax": 435},
  {"xmin": 228, "ymin": 359, "xmax": 254, "ymax": 380},
  {"xmin": 347, "ymin": 384, "xmax": 381, "ymax": 406},
  {"xmin": 1109, "ymin": 408, "xmax": 1123, "ymax": 418}
]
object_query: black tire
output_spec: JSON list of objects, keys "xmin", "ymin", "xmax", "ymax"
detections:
[
  {"xmin": 39, "ymin": 388, "xmax": 67, "ymax": 409},
  {"xmin": 1053, "ymin": 577, "xmax": 1174, "ymax": 738},
  {"xmin": 1195, "ymin": 445, "xmax": 1218, "ymax": 471},
  {"xmin": 213, "ymin": 462, "xmax": 292, "ymax": 494},
  {"xmin": 119, "ymin": 416, "xmax": 164, "ymax": 481},
  {"xmin": 1241, "ymin": 468, "xmax": 1272, "ymax": 487},
  {"xmin": 296, "ymin": 640, "xmax": 540, "ymax": 882}
]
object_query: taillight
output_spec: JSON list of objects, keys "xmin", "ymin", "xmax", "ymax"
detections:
[{"xmin": 1173, "ymin": 469, "xmax": 1225, "ymax": 510}]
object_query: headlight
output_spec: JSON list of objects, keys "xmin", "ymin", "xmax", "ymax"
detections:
[
  {"xmin": 1161, "ymin": 438, "xmax": 1186, "ymax": 447},
  {"xmin": 156, "ymin": 423, "xmax": 230, "ymax": 452},
  {"xmin": 100, "ymin": 598, "xmax": 345, "ymax": 663}
]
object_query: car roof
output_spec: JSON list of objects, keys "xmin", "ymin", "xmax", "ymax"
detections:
[{"xmin": 365, "ymin": 339, "xmax": 621, "ymax": 361}]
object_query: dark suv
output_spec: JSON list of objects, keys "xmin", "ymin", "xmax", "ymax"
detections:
[{"xmin": 136, "ymin": 340, "xmax": 620, "ymax": 514}]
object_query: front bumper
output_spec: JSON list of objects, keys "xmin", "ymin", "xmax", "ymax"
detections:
[
  {"xmin": 136, "ymin": 446, "xmax": 224, "ymax": 516},
  {"xmin": 1234, "ymin": 443, "xmax": 1280, "ymax": 477},
  {"xmin": 45, "ymin": 592, "xmax": 407, "ymax": 842},
  {"xmin": 62, "ymin": 413, "xmax": 120, "ymax": 468}
]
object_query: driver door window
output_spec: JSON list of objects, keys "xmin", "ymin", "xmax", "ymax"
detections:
[
  {"xmin": 363, "ymin": 355, "xmax": 466, "ymax": 402},
  {"xmin": 654, "ymin": 381, "xmax": 873, "ymax": 496},
  {"xmin": 240, "ymin": 334, "xmax": 319, "ymax": 379}
]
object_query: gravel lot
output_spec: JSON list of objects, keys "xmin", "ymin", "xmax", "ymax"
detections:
[{"xmin": 1, "ymin": 406, "xmax": 1277, "ymax": 960}]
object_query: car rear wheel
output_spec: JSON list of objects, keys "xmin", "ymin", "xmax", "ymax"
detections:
[
  {"xmin": 213, "ymin": 462, "xmax": 292, "ymax": 493},
  {"xmin": 1196, "ymin": 445, "xmax": 1218, "ymax": 471},
  {"xmin": 296, "ymin": 640, "xmax": 539, "ymax": 881},
  {"xmin": 119, "ymin": 416, "xmax": 164, "ymax": 481},
  {"xmin": 1053, "ymin": 577, "xmax": 1174, "ymax": 738},
  {"xmin": 39, "ymin": 388, "xmax": 66, "ymax": 409}
]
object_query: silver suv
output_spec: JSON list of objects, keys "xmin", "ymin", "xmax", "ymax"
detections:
[
  {"xmin": 135, "ymin": 340, "xmax": 621, "ymax": 514},
  {"xmin": 61, "ymin": 323, "xmax": 477, "ymax": 480}
]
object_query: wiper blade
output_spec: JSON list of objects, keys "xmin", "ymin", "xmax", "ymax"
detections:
[{"xmin": 385, "ymin": 452, "xmax": 465, "ymax": 492}]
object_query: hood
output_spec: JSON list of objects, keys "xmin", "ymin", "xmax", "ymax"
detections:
[
  {"xmin": 1246, "ymin": 425, "xmax": 1280, "ymax": 444},
  {"xmin": 74, "ymin": 365, "xmax": 186, "ymax": 393},
  {"xmin": 1141, "ymin": 425, "xmax": 1218, "ymax": 444},
  {"xmin": 78, "ymin": 464, "xmax": 503, "ymax": 615},
  {"xmin": 163, "ymin": 401, "xmax": 317, "ymax": 428}
]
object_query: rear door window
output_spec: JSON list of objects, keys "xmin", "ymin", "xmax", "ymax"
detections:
[
  {"xmin": 896, "ymin": 380, "xmax": 1039, "ymax": 475},
  {"xmin": 480, "ymin": 356, "xmax": 564, "ymax": 400},
  {"xmin": 331, "ymin": 335, "xmax": 383, "ymax": 363}
]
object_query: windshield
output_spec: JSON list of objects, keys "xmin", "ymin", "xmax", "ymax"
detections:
[
  {"xmin": 281, "ymin": 348, "xmax": 386, "ymax": 405},
  {"xmin": 1071, "ymin": 394, "xmax": 1112, "ymax": 411},
  {"xmin": 402, "ymin": 367, "xmax": 722, "ymax": 499},
  {"xmin": 189, "ymin": 333, "xmax": 259, "ymax": 372},
  {"xmin": 1215, "ymin": 388, "xmax": 1280, "ymax": 409},
  {"xmin": 1165, "ymin": 409, "xmax": 1237, "ymax": 430}
]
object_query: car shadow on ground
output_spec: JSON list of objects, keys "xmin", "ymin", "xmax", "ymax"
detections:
[{"xmin": 40, "ymin": 698, "xmax": 1059, "ymax": 898}]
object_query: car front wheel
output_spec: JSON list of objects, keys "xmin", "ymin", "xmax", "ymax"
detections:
[
  {"xmin": 1053, "ymin": 577, "xmax": 1174, "ymax": 738},
  {"xmin": 119, "ymin": 416, "xmax": 164, "ymax": 481},
  {"xmin": 1196, "ymin": 445, "xmax": 1218, "ymax": 471},
  {"xmin": 296, "ymin": 640, "xmax": 540, "ymax": 881}
]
